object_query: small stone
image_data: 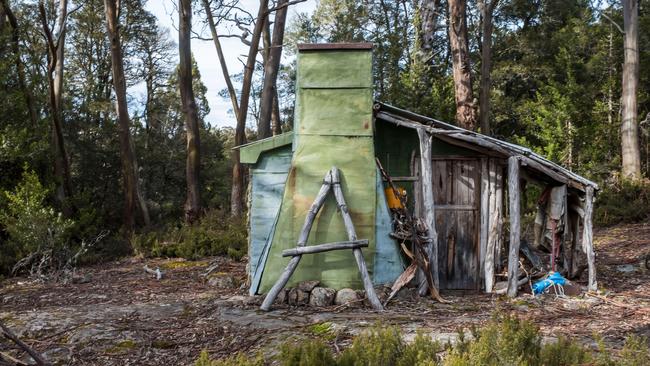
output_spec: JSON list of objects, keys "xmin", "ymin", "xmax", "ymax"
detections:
[
  {"xmin": 334, "ymin": 288, "xmax": 359, "ymax": 306},
  {"xmin": 288, "ymin": 288, "xmax": 310, "ymax": 306},
  {"xmin": 616, "ymin": 264, "xmax": 636, "ymax": 273},
  {"xmin": 309, "ymin": 287, "xmax": 336, "ymax": 307},
  {"xmin": 275, "ymin": 288, "xmax": 288, "ymax": 304},
  {"xmin": 298, "ymin": 280, "xmax": 320, "ymax": 292},
  {"xmin": 208, "ymin": 275, "xmax": 236, "ymax": 289}
]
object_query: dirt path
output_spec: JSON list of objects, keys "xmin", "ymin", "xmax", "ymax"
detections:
[{"xmin": 1, "ymin": 223, "xmax": 649, "ymax": 365}]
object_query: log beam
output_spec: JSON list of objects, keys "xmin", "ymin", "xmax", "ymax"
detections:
[
  {"xmin": 281, "ymin": 240, "xmax": 369, "ymax": 257},
  {"xmin": 582, "ymin": 186, "xmax": 597, "ymax": 291}
]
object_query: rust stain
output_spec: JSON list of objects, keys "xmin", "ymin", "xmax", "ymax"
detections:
[{"xmin": 363, "ymin": 120, "xmax": 369, "ymax": 129}]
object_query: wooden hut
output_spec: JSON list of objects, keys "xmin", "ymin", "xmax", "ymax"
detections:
[{"xmin": 238, "ymin": 43, "xmax": 598, "ymax": 306}]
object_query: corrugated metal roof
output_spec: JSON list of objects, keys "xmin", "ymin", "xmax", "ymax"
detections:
[{"xmin": 374, "ymin": 103, "xmax": 598, "ymax": 192}]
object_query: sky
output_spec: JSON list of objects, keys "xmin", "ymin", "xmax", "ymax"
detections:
[{"xmin": 137, "ymin": 0, "xmax": 316, "ymax": 128}]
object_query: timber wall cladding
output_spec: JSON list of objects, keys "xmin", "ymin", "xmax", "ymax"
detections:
[{"xmin": 432, "ymin": 158, "xmax": 481, "ymax": 290}]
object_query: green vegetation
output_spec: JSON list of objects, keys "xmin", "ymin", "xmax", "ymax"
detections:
[
  {"xmin": 594, "ymin": 180, "xmax": 650, "ymax": 226},
  {"xmin": 196, "ymin": 314, "xmax": 650, "ymax": 366},
  {"xmin": 131, "ymin": 209, "xmax": 247, "ymax": 261}
]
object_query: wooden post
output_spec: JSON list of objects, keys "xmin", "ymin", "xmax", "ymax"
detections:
[
  {"xmin": 485, "ymin": 159, "xmax": 497, "ymax": 292},
  {"xmin": 281, "ymin": 240, "xmax": 369, "ymax": 257},
  {"xmin": 479, "ymin": 158, "xmax": 489, "ymax": 285},
  {"xmin": 416, "ymin": 129, "xmax": 439, "ymax": 295},
  {"xmin": 331, "ymin": 167, "xmax": 383, "ymax": 311},
  {"xmin": 582, "ymin": 186, "xmax": 597, "ymax": 291},
  {"xmin": 507, "ymin": 156, "xmax": 521, "ymax": 297},
  {"xmin": 260, "ymin": 171, "xmax": 332, "ymax": 311}
]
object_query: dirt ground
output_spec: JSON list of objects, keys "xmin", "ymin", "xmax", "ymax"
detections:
[{"xmin": 1, "ymin": 222, "xmax": 649, "ymax": 365}]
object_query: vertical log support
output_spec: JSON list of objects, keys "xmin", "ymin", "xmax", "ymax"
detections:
[
  {"xmin": 479, "ymin": 158, "xmax": 489, "ymax": 285},
  {"xmin": 507, "ymin": 156, "xmax": 521, "ymax": 297},
  {"xmin": 416, "ymin": 129, "xmax": 439, "ymax": 294},
  {"xmin": 484, "ymin": 159, "xmax": 498, "ymax": 292},
  {"xmin": 582, "ymin": 186, "xmax": 597, "ymax": 291}
]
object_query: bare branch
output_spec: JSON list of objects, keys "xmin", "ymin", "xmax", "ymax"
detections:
[
  {"xmin": 600, "ymin": 11, "xmax": 624, "ymax": 34},
  {"xmin": 266, "ymin": 0, "xmax": 307, "ymax": 14}
]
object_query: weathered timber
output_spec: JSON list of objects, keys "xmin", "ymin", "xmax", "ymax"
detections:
[
  {"xmin": 282, "ymin": 240, "xmax": 369, "ymax": 257},
  {"xmin": 582, "ymin": 186, "xmax": 597, "ymax": 291},
  {"xmin": 485, "ymin": 159, "xmax": 497, "ymax": 292},
  {"xmin": 260, "ymin": 170, "xmax": 332, "ymax": 311},
  {"xmin": 416, "ymin": 129, "xmax": 439, "ymax": 295},
  {"xmin": 479, "ymin": 158, "xmax": 489, "ymax": 282},
  {"xmin": 494, "ymin": 165, "xmax": 504, "ymax": 271},
  {"xmin": 507, "ymin": 156, "xmax": 521, "ymax": 297},
  {"xmin": 330, "ymin": 167, "xmax": 383, "ymax": 311}
]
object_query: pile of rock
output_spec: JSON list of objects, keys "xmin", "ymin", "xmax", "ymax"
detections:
[{"xmin": 275, "ymin": 281, "xmax": 365, "ymax": 307}]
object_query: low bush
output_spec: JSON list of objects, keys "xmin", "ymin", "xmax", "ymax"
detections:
[
  {"xmin": 594, "ymin": 179, "xmax": 650, "ymax": 226},
  {"xmin": 132, "ymin": 209, "xmax": 247, "ymax": 261},
  {"xmin": 196, "ymin": 314, "xmax": 650, "ymax": 366}
]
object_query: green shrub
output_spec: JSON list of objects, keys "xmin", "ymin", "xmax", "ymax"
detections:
[
  {"xmin": 0, "ymin": 168, "xmax": 74, "ymax": 275},
  {"xmin": 594, "ymin": 179, "xmax": 650, "ymax": 226},
  {"xmin": 279, "ymin": 338, "xmax": 336, "ymax": 366},
  {"xmin": 540, "ymin": 336, "xmax": 591, "ymax": 366},
  {"xmin": 444, "ymin": 314, "xmax": 542, "ymax": 366},
  {"xmin": 195, "ymin": 350, "xmax": 264, "ymax": 366},
  {"xmin": 132, "ymin": 209, "xmax": 247, "ymax": 260},
  {"xmin": 618, "ymin": 335, "xmax": 650, "ymax": 366},
  {"xmin": 338, "ymin": 326, "xmax": 404, "ymax": 366}
]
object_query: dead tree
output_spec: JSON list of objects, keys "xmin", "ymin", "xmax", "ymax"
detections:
[
  {"xmin": 179, "ymin": 0, "xmax": 201, "ymax": 223},
  {"xmin": 104, "ymin": 0, "xmax": 150, "ymax": 231}
]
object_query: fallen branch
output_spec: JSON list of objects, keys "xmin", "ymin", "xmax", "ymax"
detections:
[
  {"xmin": 0, "ymin": 351, "xmax": 28, "ymax": 366},
  {"xmin": 495, "ymin": 277, "xmax": 528, "ymax": 295},
  {"xmin": 0, "ymin": 321, "xmax": 51, "ymax": 366},
  {"xmin": 143, "ymin": 265, "xmax": 163, "ymax": 280}
]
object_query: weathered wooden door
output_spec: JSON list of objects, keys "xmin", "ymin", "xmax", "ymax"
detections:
[{"xmin": 432, "ymin": 158, "xmax": 481, "ymax": 290}]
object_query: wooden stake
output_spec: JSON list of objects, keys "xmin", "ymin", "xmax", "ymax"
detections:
[
  {"xmin": 582, "ymin": 186, "xmax": 597, "ymax": 291},
  {"xmin": 416, "ymin": 129, "xmax": 439, "ymax": 295}
]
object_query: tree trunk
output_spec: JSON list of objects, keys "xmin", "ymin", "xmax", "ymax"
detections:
[
  {"xmin": 230, "ymin": 0, "xmax": 269, "ymax": 217},
  {"xmin": 621, "ymin": 0, "xmax": 641, "ymax": 179},
  {"xmin": 258, "ymin": 0, "xmax": 288, "ymax": 139},
  {"xmin": 38, "ymin": 0, "xmax": 74, "ymax": 213},
  {"xmin": 419, "ymin": 0, "xmax": 441, "ymax": 60},
  {"xmin": 1, "ymin": 0, "xmax": 38, "ymax": 127},
  {"xmin": 272, "ymin": 92, "xmax": 282, "ymax": 135},
  {"xmin": 179, "ymin": 0, "xmax": 201, "ymax": 224},
  {"xmin": 104, "ymin": 0, "xmax": 150, "ymax": 232},
  {"xmin": 448, "ymin": 0, "xmax": 476, "ymax": 130},
  {"xmin": 478, "ymin": 0, "xmax": 497, "ymax": 135}
]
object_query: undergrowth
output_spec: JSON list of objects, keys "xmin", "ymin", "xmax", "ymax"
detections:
[
  {"xmin": 131, "ymin": 209, "xmax": 247, "ymax": 261},
  {"xmin": 594, "ymin": 179, "xmax": 650, "ymax": 226},
  {"xmin": 195, "ymin": 313, "xmax": 650, "ymax": 366}
]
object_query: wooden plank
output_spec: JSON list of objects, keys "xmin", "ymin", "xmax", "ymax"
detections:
[
  {"xmin": 260, "ymin": 170, "xmax": 333, "ymax": 311},
  {"xmin": 485, "ymin": 159, "xmax": 497, "ymax": 292},
  {"xmin": 479, "ymin": 158, "xmax": 489, "ymax": 280},
  {"xmin": 331, "ymin": 167, "xmax": 383, "ymax": 311},
  {"xmin": 281, "ymin": 240, "xmax": 369, "ymax": 257},
  {"xmin": 432, "ymin": 160, "xmax": 448, "ymax": 204},
  {"xmin": 416, "ymin": 129, "xmax": 439, "ymax": 295},
  {"xmin": 507, "ymin": 156, "xmax": 521, "ymax": 298},
  {"xmin": 495, "ymin": 164, "xmax": 504, "ymax": 272},
  {"xmin": 382, "ymin": 176, "xmax": 419, "ymax": 182},
  {"xmin": 582, "ymin": 186, "xmax": 597, "ymax": 291}
]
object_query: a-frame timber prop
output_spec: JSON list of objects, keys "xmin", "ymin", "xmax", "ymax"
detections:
[{"xmin": 260, "ymin": 167, "xmax": 384, "ymax": 311}]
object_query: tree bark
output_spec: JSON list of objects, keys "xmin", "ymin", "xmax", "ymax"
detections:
[
  {"xmin": 478, "ymin": 0, "xmax": 498, "ymax": 135},
  {"xmin": 104, "ymin": 0, "xmax": 150, "ymax": 232},
  {"xmin": 419, "ymin": 0, "xmax": 441, "ymax": 60},
  {"xmin": 38, "ymin": 0, "xmax": 74, "ymax": 213},
  {"xmin": 621, "ymin": 0, "xmax": 641, "ymax": 179},
  {"xmin": 258, "ymin": 0, "xmax": 288, "ymax": 139},
  {"xmin": 448, "ymin": 0, "xmax": 476, "ymax": 130},
  {"xmin": 230, "ymin": 0, "xmax": 269, "ymax": 217},
  {"xmin": 179, "ymin": 0, "xmax": 202, "ymax": 224}
]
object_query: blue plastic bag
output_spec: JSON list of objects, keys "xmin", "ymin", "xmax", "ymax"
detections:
[{"xmin": 532, "ymin": 271, "xmax": 566, "ymax": 295}]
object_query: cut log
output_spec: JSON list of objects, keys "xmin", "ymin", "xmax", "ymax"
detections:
[
  {"xmin": 507, "ymin": 156, "xmax": 521, "ymax": 297},
  {"xmin": 281, "ymin": 240, "xmax": 369, "ymax": 257}
]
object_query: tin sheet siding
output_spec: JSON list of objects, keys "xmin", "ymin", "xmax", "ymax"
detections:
[
  {"xmin": 248, "ymin": 146, "xmax": 292, "ymax": 281},
  {"xmin": 373, "ymin": 167, "xmax": 405, "ymax": 284}
]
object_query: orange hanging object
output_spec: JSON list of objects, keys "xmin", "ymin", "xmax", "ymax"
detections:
[{"xmin": 385, "ymin": 187, "xmax": 406, "ymax": 209}]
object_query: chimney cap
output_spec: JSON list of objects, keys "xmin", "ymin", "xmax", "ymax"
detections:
[{"xmin": 297, "ymin": 43, "xmax": 373, "ymax": 51}]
